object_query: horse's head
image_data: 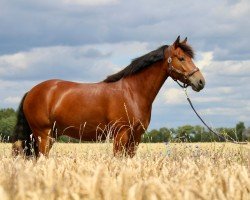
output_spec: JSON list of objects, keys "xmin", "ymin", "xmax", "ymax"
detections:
[{"xmin": 165, "ymin": 36, "xmax": 205, "ymax": 92}]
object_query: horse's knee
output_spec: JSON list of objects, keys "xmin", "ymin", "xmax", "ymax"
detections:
[
  {"xmin": 115, "ymin": 132, "xmax": 129, "ymax": 145},
  {"xmin": 113, "ymin": 131, "xmax": 129, "ymax": 156},
  {"xmin": 126, "ymin": 132, "xmax": 142, "ymax": 157}
]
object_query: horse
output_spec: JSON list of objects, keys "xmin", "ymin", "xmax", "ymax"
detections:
[{"xmin": 12, "ymin": 36, "xmax": 205, "ymax": 158}]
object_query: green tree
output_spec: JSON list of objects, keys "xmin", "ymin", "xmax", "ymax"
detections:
[
  {"xmin": 158, "ymin": 127, "xmax": 172, "ymax": 142},
  {"xmin": 142, "ymin": 129, "xmax": 161, "ymax": 143},
  {"xmin": 0, "ymin": 108, "xmax": 16, "ymax": 141},
  {"xmin": 216, "ymin": 127, "xmax": 236, "ymax": 141},
  {"xmin": 236, "ymin": 122, "xmax": 245, "ymax": 141},
  {"xmin": 149, "ymin": 129, "xmax": 160, "ymax": 142},
  {"xmin": 0, "ymin": 108, "xmax": 16, "ymax": 120},
  {"xmin": 176, "ymin": 125, "xmax": 194, "ymax": 142}
]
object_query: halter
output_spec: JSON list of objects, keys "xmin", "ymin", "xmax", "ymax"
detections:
[{"xmin": 166, "ymin": 46, "xmax": 200, "ymax": 88}]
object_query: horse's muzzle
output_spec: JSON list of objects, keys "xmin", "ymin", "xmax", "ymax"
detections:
[{"xmin": 189, "ymin": 75, "xmax": 205, "ymax": 92}]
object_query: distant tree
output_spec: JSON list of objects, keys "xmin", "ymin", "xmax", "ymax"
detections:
[
  {"xmin": 236, "ymin": 122, "xmax": 245, "ymax": 141},
  {"xmin": 0, "ymin": 111, "xmax": 16, "ymax": 141},
  {"xmin": 176, "ymin": 125, "xmax": 194, "ymax": 142},
  {"xmin": 159, "ymin": 127, "xmax": 172, "ymax": 142},
  {"xmin": 192, "ymin": 125, "xmax": 207, "ymax": 142},
  {"xmin": 0, "ymin": 108, "xmax": 16, "ymax": 120},
  {"xmin": 147, "ymin": 129, "xmax": 160, "ymax": 142},
  {"xmin": 216, "ymin": 127, "xmax": 236, "ymax": 141},
  {"xmin": 243, "ymin": 128, "xmax": 250, "ymax": 141},
  {"xmin": 142, "ymin": 128, "xmax": 172, "ymax": 143}
]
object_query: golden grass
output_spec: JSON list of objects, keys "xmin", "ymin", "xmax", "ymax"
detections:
[{"xmin": 0, "ymin": 142, "xmax": 249, "ymax": 200}]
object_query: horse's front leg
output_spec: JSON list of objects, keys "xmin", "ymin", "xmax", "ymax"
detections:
[
  {"xmin": 126, "ymin": 131, "xmax": 142, "ymax": 157},
  {"xmin": 113, "ymin": 129, "xmax": 142, "ymax": 157},
  {"xmin": 113, "ymin": 130, "xmax": 129, "ymax": 157}
]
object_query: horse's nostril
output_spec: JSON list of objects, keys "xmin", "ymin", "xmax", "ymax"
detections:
[{"xmin": 199, "ymin": 79, "xmax": 203, "ymax": 86}]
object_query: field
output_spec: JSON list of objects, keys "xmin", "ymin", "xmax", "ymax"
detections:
[{"xmin": 0, "ymin": 142, "xmax": 249, "ymax": 200}]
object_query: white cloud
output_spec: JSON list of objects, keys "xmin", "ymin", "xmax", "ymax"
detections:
[
  {"xmin": 63, "ymin": 0, "xmax": 118, "ymax": 6},
  {"xmin": 194, "ymin": 51, "xmax": 213, "ymax": 70},
  {"xmin": 199, "ymin": 107, "xmax": 242, "ymax": 116},
  {"xmin": 163, "ymin": 88, "xmax": 186, "ymax": 105},
  {"xmin": 4, "ymin": 96, "xmax": 21, "ymax": 104},
  {"xmin": 193, "ymin": 96, "xmax": 222, "ymax": 103},
  {"xmin": 194, "ymin": 50, "xmax": 250, "ymax": 77},
  {"xmin": 203, "ymin": 87, "xmax": 234, "ymax": 98},
  {"xmin": 0, "ymin": 42, "xmax": 149, "ymax": 81},
  {"xmin": 229, "ymin": 0, "xmax": 250, "ymax": 18},
  {"xmin": 0, "ymin": 53, "xmax": 29, "ymax": 71},
  {"xmin": 214, "ymin": 60, "xmax": 250, "ymax": 76},
  {"xmin": 215, "ymin": 87, "xmax": 233, "ymax": 94}
]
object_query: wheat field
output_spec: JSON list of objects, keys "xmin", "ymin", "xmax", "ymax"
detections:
[{"xmin": 0, "ymin": 142, "xmax": 249, "ymax": 200}]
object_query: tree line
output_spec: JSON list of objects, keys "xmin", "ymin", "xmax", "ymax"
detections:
[
  {"xmin": 0, "ymin": 108, "xmax": 249, "ymax": 143},
  {"xmin": 142, "ymin": 123, "xmax": 248, "ymax": 143}
]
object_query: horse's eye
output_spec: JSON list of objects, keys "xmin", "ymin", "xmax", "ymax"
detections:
[{"xmin": 179, "ymin": 57, "xmax": 185, "ymax": 62}]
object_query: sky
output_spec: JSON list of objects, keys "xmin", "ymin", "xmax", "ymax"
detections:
[{"xmin": 0, "ymin": 0, "xmax": 249, "ymax": 129}]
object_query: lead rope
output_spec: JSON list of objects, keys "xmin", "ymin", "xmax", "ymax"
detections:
[{"xmin": 183, "ymin": 88, "xmax": 248, "ymax": 144}]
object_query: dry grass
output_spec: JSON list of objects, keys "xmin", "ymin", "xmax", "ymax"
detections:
[{"xmin": 0, "ymin": 142, "xmax": 249, "ymax": 200}]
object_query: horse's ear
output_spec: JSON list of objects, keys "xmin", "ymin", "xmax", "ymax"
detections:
[
  {"xmin": 173, "ymin": 35, "xmax": 180, "ymax": 49},
  {"xmin": 182, "ymin": 37, "xmax": 187, "ymax": 44}
]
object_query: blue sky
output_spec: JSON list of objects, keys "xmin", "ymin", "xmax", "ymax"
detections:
[{"xmin": 0, "ymin": 0, "xmax": 249, "ymax": 129}]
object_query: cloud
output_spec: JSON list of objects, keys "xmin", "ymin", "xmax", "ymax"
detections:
[
  {"xmin": 4, "ymin": 96, "xmax": 21, "ymax": 104},
  {"xmin": 194, "ymin": 52, "xmax": 213, "ymax": 70},
  {"xmin": 0, "ymin": 0, "xmax": 249, "ymax": 61},
  {"xmin": 163, "ymin": 88, "xmax": 186, "ymax": 105},
  {"xmin": 0, "ymin": 80, "xmax": 37, "ymax": 108},
  {"xmin": 0, "ymin": 42, "xmax": 148, "ymax": 82},
  {"xmin": 199, "ymin": 107, "xmax": 241, "ymax": 116},
  {"xmin": 206, "ymin": 60, "xmax": 250, "ymax": 77},
  {"xmin": 229, "ymin": 0, "xmax": 250, "ymax": 18},
  {"xmin": 63, "ymin": 0, "xmax": 119, "ymax": 6}
]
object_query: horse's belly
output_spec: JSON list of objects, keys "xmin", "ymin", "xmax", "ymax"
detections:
[{"xmin": 56, "ymin": 121, "xmax": 112, "ymax": 141}]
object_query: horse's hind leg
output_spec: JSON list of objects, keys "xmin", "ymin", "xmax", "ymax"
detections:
[{"xmin": 33, "ymin": 129, "xmax": 55, "ymax": 157}]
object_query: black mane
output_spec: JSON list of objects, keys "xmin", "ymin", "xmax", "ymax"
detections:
[{"xmin": 103, "ymin": 43, "xmax": 194, "ymax": 83}]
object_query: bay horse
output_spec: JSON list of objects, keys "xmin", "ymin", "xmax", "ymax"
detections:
[{"xmin": 12, "ymin": 36, "xmax": 205, "ymax": 158}]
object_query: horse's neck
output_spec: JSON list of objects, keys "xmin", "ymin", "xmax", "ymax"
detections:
[{"xmin": 123, "ymin": 61, "xmax": 168, "ymax": 107}]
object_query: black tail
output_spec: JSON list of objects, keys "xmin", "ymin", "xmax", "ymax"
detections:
[{"xmin": 12, "ymin": 93, "xmax": 34, "ymax": 157}]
